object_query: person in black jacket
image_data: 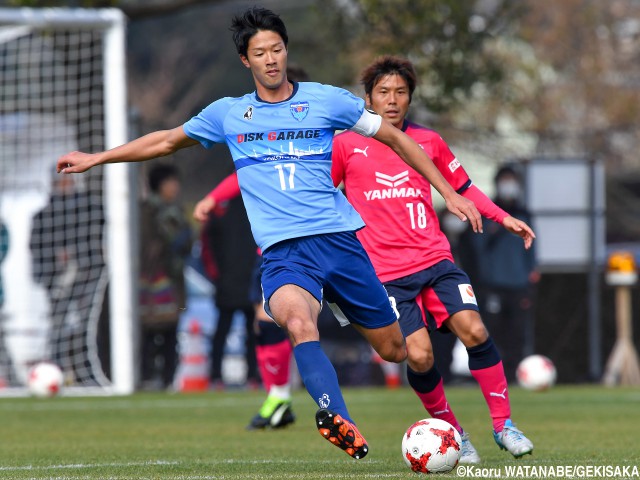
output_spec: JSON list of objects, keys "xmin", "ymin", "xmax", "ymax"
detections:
[
  {"xmin": 201, "ymin": 194, "xmax": 260, "ymax": 390},
  {"xmin": 459, "ymin": 165, "xmax": 539, "ymax": 382},
  {"xmin": 30, "ymin": 174, "xmax": 105, "ymax": 384}
]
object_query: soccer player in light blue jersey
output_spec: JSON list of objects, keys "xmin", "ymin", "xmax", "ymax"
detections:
[{"xmin": 57, "ymin": 6, "xmax": 481, "ymax": 459}]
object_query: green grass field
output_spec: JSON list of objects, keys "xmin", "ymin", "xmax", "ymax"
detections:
[{"xmin": 1, "ymin": 385, "xmax": 638, "ymax": 479}]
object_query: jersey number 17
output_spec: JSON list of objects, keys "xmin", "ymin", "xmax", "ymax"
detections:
[{"xmin": 275, "ymin": 163, "xmax": 296, "ymax": 190}]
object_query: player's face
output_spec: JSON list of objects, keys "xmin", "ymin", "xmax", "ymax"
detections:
[
  {"xmin": 367, "ymin": 74, "xmax": 411, "ymax": 129},
  {"xmin": 241, "ymin": 29, "xmax": 288, "ymax": 95}
]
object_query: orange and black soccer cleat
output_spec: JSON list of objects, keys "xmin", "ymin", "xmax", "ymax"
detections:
[{"xmin": 315, "ymin": 408, "xmax": 369, "ymax": 459}]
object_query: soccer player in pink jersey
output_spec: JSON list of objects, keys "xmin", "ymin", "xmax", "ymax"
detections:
[
  {"xmin": 331, "ymin": 56, "xmax": 535, "ymax": 462},
  {"xmin": 195, "ymin": 179, "xmax": 296, "ymax": 431}
]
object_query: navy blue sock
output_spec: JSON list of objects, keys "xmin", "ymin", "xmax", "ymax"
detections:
[
  {"xmin": 293, "ymin": 341, "xmax": 352, "ymax": 422},
  {"xmin": 467, "ymin": 337, "xmax": 501, "ymax": 370},
  {"xmin": 256, "ymin": 320, "xmax": 288, "ymax": 346},
  {"xmin": 406, "ymin": 365, "xmax": 442, "ymax": 394}
]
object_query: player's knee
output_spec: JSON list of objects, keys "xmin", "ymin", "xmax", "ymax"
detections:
[
  {"xmin": 407, "ymin": 345, "xmax": 434, "ymax": 372},
  {"xmin": 378, "ymin": 338, "xmax": 407, "ymax": 363},
  {"xmin": 283, "ymin": 316, "xmax": 317, "ymax": 344},
  {"xmin": 461, "ymin": 321, "xmax": 489, "ymax": 347}
]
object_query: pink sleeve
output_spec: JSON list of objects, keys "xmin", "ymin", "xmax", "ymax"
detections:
[
  {"xmin": 462, "ymin": 184, "xmax": 508, "ymax": 224},
  {"xmin": 207, "ymin": 172, "xmax": 241, "ymax": 203},
  {"xmin": 427, "ymin": 133, "xmax": 470, "ymax": 191}
]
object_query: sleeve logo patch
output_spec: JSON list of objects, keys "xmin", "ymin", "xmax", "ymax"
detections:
[{"xmin": 448, "ymin": 158, "xmax": 461, "ymax": 173}]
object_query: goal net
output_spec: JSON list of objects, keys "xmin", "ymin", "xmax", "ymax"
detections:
[{"xmin": 0, "ymin": 8, "xmax": 135, "ymax": 395}]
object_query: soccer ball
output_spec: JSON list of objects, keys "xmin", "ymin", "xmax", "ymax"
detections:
[
  {"xmin": 28, "ymin": 362, "xmax": 64, "ymax": 398},
  {"xmin": 516, "ymin": 354, "xmax": 557, "ymax": 391},
  {"xmin": 401, "ymin": 418, "xmax": 461, "ymax": 474}
]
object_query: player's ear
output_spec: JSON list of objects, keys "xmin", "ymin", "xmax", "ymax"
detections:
[
  {"xmin": 365, "ymin": 93, "xmax": 372, "ymax": 108},
  {"xmin": 239, "ymin": 54, "xmax": 250, "ymax": 69}
]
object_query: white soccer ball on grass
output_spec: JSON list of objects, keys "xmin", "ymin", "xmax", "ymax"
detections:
[
  {"xmin": 28, "ymin": 362, "xmax": 64, "ymax": 398},
  {"xmin": 516, "ymin": 354, "xmax": 557, "ymax": 391},
  {"xmin": 401, "ymin": 418, "xmax": 461, "ymax": 474}
]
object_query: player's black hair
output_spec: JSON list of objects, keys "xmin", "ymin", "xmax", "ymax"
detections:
[
  {"xmin": 230, "ymin": 6, "xmax": 288, "ymax": 58},
  {"xmin": 148, "ymin": 164, "xmax": 179, "ymax": 193},
  {"xmin": 361, "ymin": 55, "xmax": 417, "ymax": 102},
  {"xmin": 494, "ymin": 165, "xmax": 521, "ymax": 184}
]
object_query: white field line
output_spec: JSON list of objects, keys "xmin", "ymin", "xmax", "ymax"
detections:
[
  {"xmin": 0, "ymin": 460, "xmax": 179, "ymax": 471},
  {"xmin": 0, "ymin": 459, "xmax": 408, "ymax": 479}
]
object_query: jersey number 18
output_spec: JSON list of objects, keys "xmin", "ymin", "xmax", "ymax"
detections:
[{"xmin": 406, "ymin": 202, "xmax": 428, "ymax": 229}]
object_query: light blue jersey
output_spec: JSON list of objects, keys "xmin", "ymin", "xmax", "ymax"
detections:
[{"xmin": 183, "ymin": 82, "xmax": 366, "ymax": 251}]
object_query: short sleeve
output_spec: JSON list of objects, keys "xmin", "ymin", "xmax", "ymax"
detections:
[
  {"xmin": 319, "ymin": 85, "xmax": 366, "ymax": 131},
  {"xmin": 183, "ymin": 97, "xmax": 234, "ymax": 149}
]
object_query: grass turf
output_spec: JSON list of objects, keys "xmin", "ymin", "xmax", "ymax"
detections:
[{"xmin": 0, "ymin": 385, "xmax": 638, "ymax": 479}]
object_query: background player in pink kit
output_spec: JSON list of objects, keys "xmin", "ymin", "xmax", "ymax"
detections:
[
  {"xmin": 194, "ymin": 175, "xmax": 296, "ymax": 431},
  {"xmin": 332, "ymin": 56, "xmax": 536, "ymax": 462}
]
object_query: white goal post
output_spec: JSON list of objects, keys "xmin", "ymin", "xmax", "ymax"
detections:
[{"xmin": 0, "ymin": 8, "xmax": 135, "ymax": 395}]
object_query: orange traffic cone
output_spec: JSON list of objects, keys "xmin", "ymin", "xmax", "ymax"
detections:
[{"xmin": 176, "ymin": 320, "xmax": 210, "ymax": 392}]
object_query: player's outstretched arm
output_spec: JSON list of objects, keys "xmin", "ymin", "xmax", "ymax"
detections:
[
  {"xmin": 373, "ymin": 119, "xmax": 482, "ymax": 233},
  {"xmin": 57, "ymin": 126, "xmax": 198, "ymax": 174},
  {"xmin": 502, "ymin": 216, "xmax": 536, "ymax": 250}
]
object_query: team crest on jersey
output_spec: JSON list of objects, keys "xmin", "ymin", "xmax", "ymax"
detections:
[
  {"xmin": 290, "ymin": 101, "xmax": 309, "ymax": 122},
  {"xmin": 243, "ymin": 105, "xmax": 254, "ymax": 120}
]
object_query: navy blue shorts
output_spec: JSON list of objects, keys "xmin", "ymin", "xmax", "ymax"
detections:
[
  {"xmin": 248, "ymin": 254, "xmax": 263, "ymax": 305},
  {"xmin": 383, "ymin": 259, "xmax": 479, "ymax": 337},
  {"xmin": 260, "ymin": 231, "xmax": 398, "ymax": 329}
]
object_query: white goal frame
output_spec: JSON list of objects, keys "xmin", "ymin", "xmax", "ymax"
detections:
[{"xmin": 0, "ymin": 7, "xmax": 135, "ymax": 395}]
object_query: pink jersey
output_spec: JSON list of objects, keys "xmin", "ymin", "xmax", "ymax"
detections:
[{"xmin": 332, "ymin": 121, "xmax": 470, "ymax": 283}]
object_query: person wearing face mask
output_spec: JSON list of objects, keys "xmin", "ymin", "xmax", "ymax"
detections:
[{"xmin": 458, "ymin": 165, "xmax": 539, "ymax": 383}]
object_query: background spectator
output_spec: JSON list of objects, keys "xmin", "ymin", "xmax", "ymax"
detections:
[
  {"xmin": 458, "ymin": 165, "xmax": 539, "ymax": 381},
  {"xmin": 200, "ymin": 194, "xmax": 259, "ymax": 390},
  {"xmin": 30, "ymin": 174, "xmax": 105, "ymax": 384},
  {"xmin": 0, "ymin": 220, "xmax": 10, "ymax": 386},
  {"xmin": 139, "ymin": 164, "xmax": 193, "ymax": 390},
  {"xmin": 0, "ymin": 220, "xmax": 7, "ymax": 310}
]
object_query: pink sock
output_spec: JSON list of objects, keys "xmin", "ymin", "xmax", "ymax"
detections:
[
  {"xmin": 256, "ymin": 339, "xmax": 292, "ymax": 391},
  {"xmin": 413, "ymin": 378, "xmax": 463, "ymax": 434},
  {"xmin": 470, "ymin": 361, "xmax": 511, "ymax": 432}
]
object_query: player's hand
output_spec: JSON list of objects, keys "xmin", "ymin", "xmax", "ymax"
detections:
[
  {"xmin": 502, "ymin": 215, "xmax": 536, "ymax": 249},
  {"xmin": 444, "ymin": 193, "xmax": 483, "ymax": 233},
  {"xmin": 193, "ymin": 196, "xmax": 215, "ymax": 223},
  {"xmin": 57, "ymin": 151, "xmax": 98, "ymax": 174}
]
